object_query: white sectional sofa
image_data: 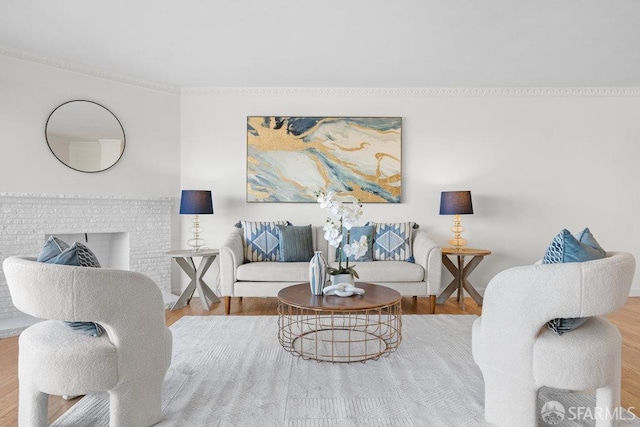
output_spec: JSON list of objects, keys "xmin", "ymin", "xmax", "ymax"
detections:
[{"xmin": 219, "ymin": 225, "xmax": 442, "ymax": 314}]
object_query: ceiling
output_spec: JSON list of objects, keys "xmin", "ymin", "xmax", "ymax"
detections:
[{"xmin": 1, "ymin": 0, "xmax": 639, "ymax": 89}]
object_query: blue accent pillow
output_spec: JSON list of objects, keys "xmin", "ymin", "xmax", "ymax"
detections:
[
  {"xmin": 373, "ymin": 222, "xmax": 413, "ymax": 261},
  {"xmin": 65, "ymin": 321, "xmax": 105, "ymax": 337},
  {"xmin": 36, "ymin": 236, "xmax": 70, "ymax": 262},
  {"xmin": 338, "ymin": 225, "xmax": 374, "ymax": 262},
  {"xmin": 542, "ymin": 228, "xmax": 606, "ymax": 335},
  {"xmin": 575, "ymin": 227, "xmax": 606, "ymax": 257},
  {"xmin": 241, "ymin": 220, "xmax": 288, "ymax": 262},
  {"xmin": 547, "ymin": 317, "xmax": 589, "ymax": 336},
  {"xmin": 37, "ymin": 237, "xmax": 104, "ymax": 336},
  {"xmin": 277, "ymin": 224, "xmax": 314, "ymax": 262},
  {"xmin": 542, "ymin": 229, "xmax": 605, "ymax": 264}
]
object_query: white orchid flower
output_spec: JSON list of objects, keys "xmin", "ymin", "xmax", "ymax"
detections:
[
  {"xmin": 344, "ymin": 235, "xmax": 368, "ymax": 259},
  {"xmin": 317, "ymin": 190, "xmax": 365, "ymax": 272},
  {"xmin": 323, "ymin": 223, "xmax": 342, "ymax": 248},
  {"xmin": 317, "ymin": 191, "xmax": 336, "ymax": 209}
]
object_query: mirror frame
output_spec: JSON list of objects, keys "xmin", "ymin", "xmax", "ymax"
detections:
[{"xmin": 45, "ymin": 100, "xmax": 126, "ymax": 173}]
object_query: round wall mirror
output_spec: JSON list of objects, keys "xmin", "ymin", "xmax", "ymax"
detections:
[{"xmin": 45, "ymin": 100, "xmax": 126, "ymax": 173}]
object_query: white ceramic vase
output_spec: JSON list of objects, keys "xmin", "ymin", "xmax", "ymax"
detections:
[{"xmin": 309, "ymin": 251, "xmax": 327, "ymax": 295}]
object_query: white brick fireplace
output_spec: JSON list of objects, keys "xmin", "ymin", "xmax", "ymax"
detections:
[{"xmin": 0, "ymin": 193, "xmax": 174, "ymax": 337}]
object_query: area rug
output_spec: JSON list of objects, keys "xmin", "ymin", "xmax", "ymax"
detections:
[{"xmin": 52, "ymin": 315, "xmax": 639, "ymax": 426}]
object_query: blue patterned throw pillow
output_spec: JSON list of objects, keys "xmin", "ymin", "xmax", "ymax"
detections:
[
  {"xmin": 373, "ymin": 222, "xmax": 413, "ymax": 261},
  {"xmin": 75, "ymin": 242, "xmax": 101, "ymax": 268},
  {"xmin": 542, "ymin": 228, "xmax": 606, "ymax": 335},
  {"xmin": 241, "ymin": 220, "xmax": 288, "ymax": 262}
]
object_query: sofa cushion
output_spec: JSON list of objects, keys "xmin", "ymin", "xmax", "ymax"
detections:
[
  {"xmin": 241, "ymin": 220, "xmax": 288, "ymax": 262},
  {"xmin": 277, "ymin": 224, "xmax": 314, "ymax": 262},
  {"xmin": 542, "ymin": 228, "xmax": 607, "ymax": 335},
  {"xmin": 373, "ymin": 222, "xmax": 413, "ymax": 261},
  {"xmin": 340, "ymin": 260, "xmax": 425, "ymax": 282},
  {"xmin": 338, "ymin": 225, "xmax": 374, "ymax": 262},
  {"xmin": 237, "ymin": 261, "xmax": 311, "ymax": 282},
  {"xmin": 237, "ymin": 259, "xmax": 425, "ymax": 283}
]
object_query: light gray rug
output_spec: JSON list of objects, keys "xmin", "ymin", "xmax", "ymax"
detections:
[{"xmin": 52, "ymin": 315, "xmax": 639, "ymax": 426}]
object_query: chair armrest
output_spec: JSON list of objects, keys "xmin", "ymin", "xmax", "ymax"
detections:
[
  {"xmin": 412, "ymin": 229, "xmax": 442, "ymax": 295},
  {"xmin": 475, "ymin": 252, "xmax": 635, "ymax": 380},
  {"xmin": 483, "ymin": 252, "xmax": 635, "ymax": 330},
  {"xmin": 219, "ymin": 228, "xmax": 244, "ymax": 296},
  {"xmin": 475, "ymin": 263, "xmax": 585, "ymax": 380},
  {"xmin": 71, "ymin": 266, "xmax": 171, "ymax": 383}
]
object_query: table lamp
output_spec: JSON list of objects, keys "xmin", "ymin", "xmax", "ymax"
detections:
[
  {"xmin": 180, "ymin": 190, "xmax": 213, "ymax": 251},
  {"xmin": 439, "ymin": 191, "xmax": 473, "ymax": 250}
]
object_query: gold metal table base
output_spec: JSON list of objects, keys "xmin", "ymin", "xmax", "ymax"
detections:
[{"xmin": 278, "ymin": 301, "xmax": 401, "ymax": 363}]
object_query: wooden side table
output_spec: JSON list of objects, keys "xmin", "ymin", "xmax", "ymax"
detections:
[
  {"xmin": 437, "ymin": 247, "xmax": 491, "ymax": 310},
  {"xmin": 169, "ymin": 249, "xmax": 220, "ymax": 311}
]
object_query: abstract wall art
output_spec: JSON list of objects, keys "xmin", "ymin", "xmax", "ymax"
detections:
[{"xmin": 246, "ymin": 116, "xmax": 402, "ymax": 203}]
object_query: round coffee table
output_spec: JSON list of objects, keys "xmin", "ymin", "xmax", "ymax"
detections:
[{"xmin": 277, "ymin": 282, "xmax": 402, "ymax": 363}]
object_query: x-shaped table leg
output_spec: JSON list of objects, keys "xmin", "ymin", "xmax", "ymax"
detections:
[
  {"xmin": 172, "ymin": 255, "xmax": 220, "ymax": 310},
  {"xmin": 437, "ymin": 253, "xmax": 486, "ymax": 310}
]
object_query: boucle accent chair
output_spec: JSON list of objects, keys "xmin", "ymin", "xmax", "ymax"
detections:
[
  {"xmin": 3, "ymin": 256, "xmax": 173, "ymax": 427},
  {"xmin": 472, "ymin": 252, "xmax": 635, "ymax": 427}
]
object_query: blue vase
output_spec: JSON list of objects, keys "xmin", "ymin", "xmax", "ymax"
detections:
[{"xmin": 309, "ymin": 251, "xmax": 327, "ymax": 295}]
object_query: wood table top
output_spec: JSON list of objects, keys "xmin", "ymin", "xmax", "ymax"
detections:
[
  {"xmin": 441, "ymin": 247, "xmax": 491, "ymax": 256},
  {"xmin": 168, "ymin": 249, "xmax": 220, "ymax": 257},
  {"xmin": 277, "ymin": 282, "xmax": 401, "ymax": 311}
]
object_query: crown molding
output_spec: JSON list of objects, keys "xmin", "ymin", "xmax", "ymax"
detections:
[
  {"xmin": 181, "ymin": 86, "xmax": 640, "ymax": 97},
  {"xmin": 2, "ymin": 45, "xmax": 638, "ymax": 97},
  {"xmin": 0, "ymin": 45, "xmax": 180, "ymax": 95}
]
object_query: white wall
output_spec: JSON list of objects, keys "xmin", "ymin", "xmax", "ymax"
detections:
[
  {"xmin": 2, "ymin": 54, "xmax": 638, "ymax": 299},
  {"xmin": 180, "ymin": 88, "xmax": 640, "ymax": 295},
  {"xmin": 0, "ymin": 54, "xmax": 183, "ymax": 294},
  {"xmin": 0, "ymin": 54, "xmax": 181, "ymax": 198}
]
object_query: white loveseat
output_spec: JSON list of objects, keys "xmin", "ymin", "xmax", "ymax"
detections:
[{"xmin": 219, "ymin": 225, "xmax": 442, "ymax": 314}]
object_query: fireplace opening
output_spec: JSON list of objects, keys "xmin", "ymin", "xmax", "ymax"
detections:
[{"xmin": 48, "ymin": 232, "xmax": 130, "ymax": 270}]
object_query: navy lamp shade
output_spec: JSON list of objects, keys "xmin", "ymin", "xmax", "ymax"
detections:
[
  {"xmin": 439, "ymin": 191, "xmax": 473, "ymax": 250},
  {"xmin": 180, "ymin": 190, "xmax": 213, "ymax": 215},
  {"xmin": 180, "ymin": 190, "xmax": 213, "ymax": 251}
]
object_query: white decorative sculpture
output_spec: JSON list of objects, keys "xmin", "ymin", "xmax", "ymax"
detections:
[{"xmin": 322, "ymin": 283, "xmax": 366, "ymax": 297}]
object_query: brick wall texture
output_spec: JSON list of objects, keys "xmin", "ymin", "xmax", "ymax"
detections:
[{"xmin": 0, "ymin": 193, "xmax": 174, "ymax": 321}]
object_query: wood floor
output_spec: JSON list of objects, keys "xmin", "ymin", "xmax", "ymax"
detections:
[{"xmin": 1, "ymin": 296, "xmax": 639, "ymax": 425}]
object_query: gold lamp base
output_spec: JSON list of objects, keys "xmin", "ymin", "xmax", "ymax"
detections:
[
  {"xmin": 187, "ymin": 214, "xmax": 206, "ymax": 252},
  {"xmin": 448, "ymin": 214, "xmax": 467, "ymax": 251}
]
